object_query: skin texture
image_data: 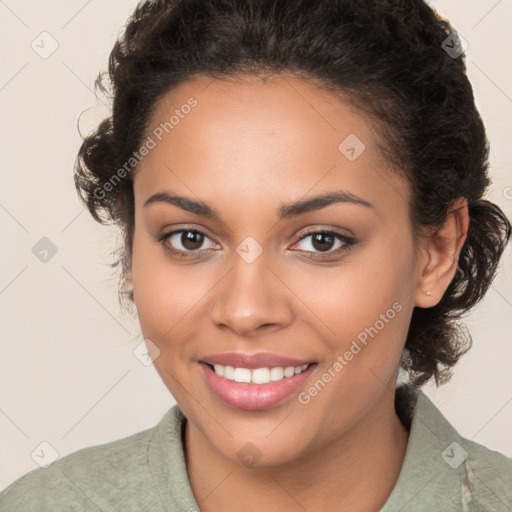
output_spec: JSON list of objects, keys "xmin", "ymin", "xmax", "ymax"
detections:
[{"xmin": 131, "ymin": 73, "xmax": 469, "ymax": 512}]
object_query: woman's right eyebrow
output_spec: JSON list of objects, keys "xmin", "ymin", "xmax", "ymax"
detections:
[{"xmin": 143, "ymin": 189, "xmax": 374, "ymax": 221}]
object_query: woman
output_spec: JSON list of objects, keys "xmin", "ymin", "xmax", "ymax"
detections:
[{"xmin": 1, "ymin": 0, "xmax": 511, "ymax": 510}]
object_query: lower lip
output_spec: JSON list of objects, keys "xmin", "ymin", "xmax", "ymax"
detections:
[{"xmin": 199, "ymin": 362, "xmax": 317, "ymax": 411}]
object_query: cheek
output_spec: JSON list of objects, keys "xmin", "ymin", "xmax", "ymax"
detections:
[
  {"xmin": 131, "ymin": 232, "xmax": 213, "ymax": 352},
  {"xmin": 131, "ymin": 231, "xmax": 178, "ymax": 341},
  {"xmin": 131, "ymin": 238, "xmax": 197, "ymax": 399},
  {"xmin": 291, "ymin": 237, "xmax": 415, "ymax": 389},
  {"xmin": 292, "ymin": 241, "xmax": 414, "ymax": 339}
]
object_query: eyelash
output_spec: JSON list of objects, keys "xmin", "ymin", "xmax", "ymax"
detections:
[{"xmin": 157, "ymin": 227, "xmax": 356, "ymax": 261}]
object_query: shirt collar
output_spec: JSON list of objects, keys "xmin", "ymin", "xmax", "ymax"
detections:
[{"xmin": 381, "ymin": 384, "xmax": 471, "ymax": 510}]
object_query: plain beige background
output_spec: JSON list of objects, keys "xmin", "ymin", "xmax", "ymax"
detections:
[{"xmin": 1, "ymin": 0, "xmax": 511, "ymax": 491}]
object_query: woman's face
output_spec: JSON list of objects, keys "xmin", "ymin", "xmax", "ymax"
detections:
[{"xmin": 131, "ymin": 73, "xmax": 423, "ymax": 466}]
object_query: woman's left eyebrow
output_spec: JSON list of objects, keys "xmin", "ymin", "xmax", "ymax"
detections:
[
  {"xmin": 143, "ymin": 189, "xmax": 374, "ymax": 220},
  {"xmin": 278, "ymin": 191, "xmax": 374, "ymax": 219}
]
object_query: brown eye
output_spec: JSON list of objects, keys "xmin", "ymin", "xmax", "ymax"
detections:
[
  {"xmin": 180, "ymin": 231, "xmax": 205, "ymax": 250},
  {"xmin": 292, "ymin": 230, "xmax": 357, "ymax": 260},
  {"xmin": 158, "ymin": 228, "xmax": 218, "ymax": 258},
  {"xmin": 310, "ymin": 232, "xmax": 336, "ymax": 252}
]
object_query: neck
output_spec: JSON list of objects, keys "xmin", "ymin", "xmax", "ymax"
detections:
[{"xmin": 184, "ymin": 387, "xmax": 410, "ymax": 512}]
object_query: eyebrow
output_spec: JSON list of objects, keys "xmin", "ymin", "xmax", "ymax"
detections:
[{"xmin": 143, "ymin": 190, "xmax": 374, "ymax": 220}]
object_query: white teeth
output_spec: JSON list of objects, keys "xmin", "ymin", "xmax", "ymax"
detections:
[
  {"xmin": 252, "ymin": 367, "xmax": 270, "ymax": 384},
  {"xmin": 233, "ymin": 367, "xmax": 252, "ymax": 383},
  {"xmin": 223, "ymin": 365, "xmax": 235, "ymax": 380},
  {"xmin": 283, "ymin": 366, "xmax": 295, "ymax": 377},
  {"xmin": 270, "ymin": 367, "xmax": 284, "ymax": 381},
  {"xmin": 208, "ymin": 363, "xmax": 311, "ymax": 384}
]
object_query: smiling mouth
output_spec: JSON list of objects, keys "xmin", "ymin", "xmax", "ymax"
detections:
[{"xmin": 203, "ymin": 362, "xmax": 316, "ymax": 385}]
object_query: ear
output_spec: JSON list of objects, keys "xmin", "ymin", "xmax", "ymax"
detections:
[{"xmin": 414, "ymin": 197, "xmax": 469, "ymax": 308}]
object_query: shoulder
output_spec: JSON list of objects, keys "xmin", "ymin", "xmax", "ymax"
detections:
[
  {"xmin": 0, "ymin": 407, "xmax": 180, "ymax": 512},
  {"xmin": 459, "ymin": 435, "xmax": 512, "ymax": 509},
  {"xmin": 394, "ymin": 385, "xmax": 512, "ymax": 510}
]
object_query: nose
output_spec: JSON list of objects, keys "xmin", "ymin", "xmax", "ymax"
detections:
[{"xmin": 209, "ymin": 254, "xmax": 295, "ymax": 337}]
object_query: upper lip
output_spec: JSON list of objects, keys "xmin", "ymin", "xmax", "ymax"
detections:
[{"xmin": 200, "ymin": 352, "xmax": 315, "ymax": 369}]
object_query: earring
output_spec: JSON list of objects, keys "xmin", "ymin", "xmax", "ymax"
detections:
[{"xmin": 425, "ymin": 290, "xmax": 432, "ymax": 296}]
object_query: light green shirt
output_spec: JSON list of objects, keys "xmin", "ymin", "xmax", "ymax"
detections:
[{"xmin": 1, "ymin": 385, "xmax": 511, "ymax": 511}]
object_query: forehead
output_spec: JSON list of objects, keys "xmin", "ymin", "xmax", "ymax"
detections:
[
  {"xmin": 141, "ymin": 73, "xmax": 380, "ymax": 162},
  {"xmin": 134, "ymin": 73, "xmax": 410, "ymax": 221}
]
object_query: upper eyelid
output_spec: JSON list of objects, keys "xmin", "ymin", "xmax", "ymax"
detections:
[
  {"xmin": 291, "ymin": 230, "xmax": 355, "ymax": 251},
  {"xmin": 296, "ymin": 229, "xmax": 353, "ymax": 241},
  {"xmin": 160, "ymin": 226, "xmax": 218, "ymax": 245}
]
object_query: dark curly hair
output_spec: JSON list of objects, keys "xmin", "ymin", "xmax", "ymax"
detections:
[{"xmin": 74, "ymin": 0, "xmax": 511, "ymax": 388}]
